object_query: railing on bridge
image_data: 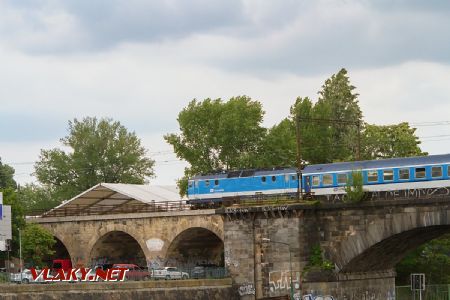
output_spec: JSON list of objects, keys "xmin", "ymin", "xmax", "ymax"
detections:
[{"xmin": 25, "ymin": 200, "xmax": 193, "ymax": 218}]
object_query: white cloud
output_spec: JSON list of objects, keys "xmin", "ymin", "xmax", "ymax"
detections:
[{"xmin": 1, "ymin": 0, "xmax": 450, "ymax": 186}]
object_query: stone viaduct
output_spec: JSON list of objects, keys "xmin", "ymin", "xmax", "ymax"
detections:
[
  {"xmin": 33, "ymin": 210, "xmax": 224, "ymax": 270},
  {"xmin": 31, "ymin": 189, "xmax": 450, "ymax": 300}
]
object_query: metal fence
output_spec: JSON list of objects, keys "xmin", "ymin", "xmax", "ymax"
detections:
[{"xmin": 396, "ymin": 285, "xmax": 450, "ymax": 300}]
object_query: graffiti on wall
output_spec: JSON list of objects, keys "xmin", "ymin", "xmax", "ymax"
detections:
[
  {"xmin": 238, "ymin": 283, "xmax": 255, "ymax": 296},
  {"xmin": 303, "ymin": 295, "xmax": 335, "ymax": 300},
  {"xmin": 224, "ymin": 249, "xmax": 239, "ymax": 268},
  {"xmin": 325, "ymin": 187, "xmax": 450, "ymax": 203},
  {"xmin": 269, "ymin": 271, "xmax": 300, "ymax": 292}
]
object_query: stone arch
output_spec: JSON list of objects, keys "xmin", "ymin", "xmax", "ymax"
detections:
[
  {"xmin": 86, "ymin": 224, "xmax": 149, "ymax": 267},
  {"xmin": 38, "ymin": 225, "xmax": 75, "ymax": 267},
  {"xmin": 333, "ymin": 209, "xmax": 450, "ymax": 273},
  {"xmin": 164, "ymin": 226, "xmax": 225, "ymax": 268}
]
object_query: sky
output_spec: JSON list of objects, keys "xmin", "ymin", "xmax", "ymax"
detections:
[{"xmin": 1, "ymin": 0, "xmax": 450, "ymax": 186}]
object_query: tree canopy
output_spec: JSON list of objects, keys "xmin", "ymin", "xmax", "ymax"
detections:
[
  {"xmin": 0, "ymin": 158, "xmax": 17, "ymax": 190},
  {"xmin": 362, "ymin": 122, "xmax": 426, "ymax": 159},
  {"xmin": 34, "ymin": 117, "xmax": 155, "ymax": 201},
  {"xmin": 22, "ymin": 223, "xmax": 56, "ymax": 268},
  {"xmin": 165, "ymin": 96, "xmax": 266, "ymax": 176}
]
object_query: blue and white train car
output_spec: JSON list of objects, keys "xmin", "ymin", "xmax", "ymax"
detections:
[
  {"xmin": 187, "ymin": 154, "xmax": 450, "ymax": 204},
  {"xmin": 302, "ymin": 154, "xmax": 450, "ymax": 196}
]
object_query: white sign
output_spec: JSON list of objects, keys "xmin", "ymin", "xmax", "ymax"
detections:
[
  {"xmin": 0, "ymin": 205, "xmax": 12, "ymax": 240},
  {"xmin": 146, "ymin": 238, "xmax": 164, "ymax": 251}
]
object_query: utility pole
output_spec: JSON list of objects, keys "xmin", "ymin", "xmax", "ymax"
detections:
[
  {"xmin": 295, "ymin": 116, "xmax": 302, "ymax": 200},
  {"xmin": 19, "ymin": 229, "xmax": 22, "ymax": 283}
]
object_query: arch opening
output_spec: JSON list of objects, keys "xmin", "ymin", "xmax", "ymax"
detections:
[
  {"xmin": 396, "ymin": 231, "xmax": 450, "ymax": 285},
  {"xmin": 89, "ymin": 231, "xmax": 146, "ymax": 267},
  {"xmin": 340, "ymin": 225, "xmax": 450, "ymax": 274},
  {"xmin": 42, "ymin": 237, "xmax": 71, "ymax": 268},
  {"xmin": 166, "ymin": 227, "xmax": 224, "ymax": 268}
]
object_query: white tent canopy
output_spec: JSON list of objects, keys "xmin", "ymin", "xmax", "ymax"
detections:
[{"xmin": 43, "ymin": 183, "xmax": 186, "ymax": 217}]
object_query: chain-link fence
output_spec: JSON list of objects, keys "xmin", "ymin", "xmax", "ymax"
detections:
[{"xmin": 396, "ymin": 285, "xmax": 450, "ymax": 300}]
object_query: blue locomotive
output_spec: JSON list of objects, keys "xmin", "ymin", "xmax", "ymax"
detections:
[{"xmin": 187, "ymin": 154, "xmax": 450, "ymax": 205}]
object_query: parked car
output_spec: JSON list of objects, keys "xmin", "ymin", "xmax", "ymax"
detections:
[
  {"xmin": 191, "ymin": 264, "xmax": 220, "ymax": 279},
  {"xmin": 10, "ymin": 269, "xmax": 47, "ymax": 284},
  {"xmin": 151, "ymin": 267, "xmax": 189, "ymax": 280},
  {"xmin": 111, "ymin": 264, "xmax": 150, "ymax": 281}
]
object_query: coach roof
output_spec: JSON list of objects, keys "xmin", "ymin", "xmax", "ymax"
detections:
[{"xmin": 303, "ymin": 154, "xmax": 450, "ymax": 174}]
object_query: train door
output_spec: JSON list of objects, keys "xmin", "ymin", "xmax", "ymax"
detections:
[
  {"xmin": 194, "ymin": 180, "xmax": 199, "ymax": 196},
  {"xmin": 303, "ymin": 175, "xmax": 312, "ymax": 194}
]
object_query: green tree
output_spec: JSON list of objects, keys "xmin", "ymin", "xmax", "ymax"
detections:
[
  {"xmin": 258, "ymin": 118, "xmax": 296, "ymax": 167},
  {"xmin": 362, "ymin": 122, "xmax": 426, "ymax": 160},
  {"xmin": 0, "ymin": 158, "xmax": 17, "ymax": 189},
  {"xmin": 34, "ymin": 117, "xmax": 155, "ymax": 201},
  {"xmin": 165, "ymin": 96, "xmax": 266, "ymax": 194},
  {"xmin": 315, "ymin": 68, "xmax": 362, "ymax": 162},
  {"xmin": 396, "ymin": 234, "xmax": 450, "ymax": 284},
  {"xmin": 22, "ymin": 223, "xmax": 56, "ymax": 268},
  {"xmin": 17, "ymin": 184, "xmax": 60, "ymax": 213}
]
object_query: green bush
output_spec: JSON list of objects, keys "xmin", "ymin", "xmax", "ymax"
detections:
[{"xmin": 344, "ymin": 170, "xmax": 366, "ymax": 203}]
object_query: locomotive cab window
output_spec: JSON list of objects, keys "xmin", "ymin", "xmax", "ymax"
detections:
[
  {"xmin": 323, "ymin": 174, "xmax": 333, "ymax": 186},
  {"xmin": 383, "ymin": 170, "xmax": 394, "ymax": 181},
  {"xmin": 415, "ymin": 167, "xmax": 426, "ymax": 179},
  {"xmin": 399, "ymin": 169, "xmax": 410, "ymax": 180},
  {"xmin": 367, "ymin": 171, "xmax": 378, "ymax": 182},
  {"xmin": 205, "ymin": 180, "xmax": 210, "ymax": 187},
  {"xmin": 214, "ymin": 179, "xmax": 219, "ymax": 186},
  {"xmin": 188, "ymin": 181, "xmax": 193, "ymax": 188},
  {"xmin": 271, "ymin": 176, "xmax": 276, "ymax": 182},
  {"xmin": 291, "ymin": 175, "xmax": 297, "ymax": 180},
  {"xmin": 432, "ymin": 166, "xmax": 442, "ymax": 178},
  {"xmin": 337, "ymin": 173, "xmax": 347, "ymax": 185},
  {"xmin": 448, "ymin": 165, "xmax": 450, "ymax": 177},
  {"xmin": 312, "ymin": 175, "xmax": 320, "ymax": 186},
  {"xmin": 261, "ymin": 176, "xmax": 266, "ymax": 182}
]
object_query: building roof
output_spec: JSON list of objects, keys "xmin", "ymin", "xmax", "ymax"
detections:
[{"xmin": 42, "ymin": 183, "xmax": 186, "ymax": 217}]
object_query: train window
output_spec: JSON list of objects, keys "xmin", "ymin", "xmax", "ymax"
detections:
[
  {"xmin": 367, "ymin": 171, "xmax": 378, "ymax": 182},
  {"xmin": 383, "ymin": 170, "xmax": 394, "ymax": 181},
  {"xmin": 285, "ymin": 174, "xmax": 289, "ymax": 182},
  {"xmin": 415, "ymin": 167, "xmax": 426, "ymax": 179},
  {"xmin": 205, "ymin": 180, "xmax": 210, "ymax": 187},
  {"xmin": 432, "ymin": 166, "xmax": 442, "ymax": 178},
  {"xmin": 272, "ymin": 176, "xmax": 276, "ymax": 182},
  {"xmin": 323, "ymin": 174, "xmax": 333, "ymax": 186},
  {"xmin": 312, "ymin": 175, "xmax": 320, "ymax": 186},
  {"xmin": 188, "ymin": 181, "xmax": 193, "ymax": 188},
  {"xmin": 291, "ymin": 175, "xmax": 297, "ymax": 180},
  {"xmin": 399, "ymin": 169, "xmax": 409, "ymax": 180},
  {"xmin": 261, "ymin": 176, "xmax": 266, "ymax": 182},
  {"xmin": 214, "ymin": 179, "xmax": 219, "ymax": 186},
  {"xmin": 448, "ymin": 166, "xmax": 450, "ymax": 177},
  {"xmin": 337, "ymin": 173, "xmax": 347, "ymax": 185}
]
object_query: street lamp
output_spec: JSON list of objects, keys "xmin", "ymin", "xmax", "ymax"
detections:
[
  {"xmin": 262, "ymin": 238, "xmax": 298, "ymax": 299},
  {"xmin": 19, "ymin": 229, "xmax": 23, "ymax": 283}
]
